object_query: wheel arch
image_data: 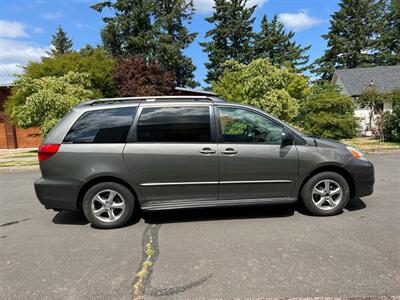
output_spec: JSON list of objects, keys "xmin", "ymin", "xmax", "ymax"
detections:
[
  {"xmin": 298, "ymin": 165, "xmax": 355, "ymax": 198},
  {"xmin": 77, "ymin": 176, "xmax": 140, "ymax": 211}
]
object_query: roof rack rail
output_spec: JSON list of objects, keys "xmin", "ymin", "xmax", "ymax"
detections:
[{"xmin": 79, "ymin": 96, "xmax": 225, "ymax": 106}]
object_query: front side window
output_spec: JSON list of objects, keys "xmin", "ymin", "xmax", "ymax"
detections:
[
  {"xmin": 64, "ymin": 107, "xmax": 136, "ymax": 143},
  {"xmin": 219, "ymin": 107, "xmax": 283, "ymax": 144},
  {"xmin": 137, "ymin": 107, "xmax": 211, "ymax": 142}
]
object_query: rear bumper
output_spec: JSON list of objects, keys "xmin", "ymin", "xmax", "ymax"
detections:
[
  {"xmin": 346, "ymin": 159, "xmax": 375, "ymax": 198},
  {"xmin": 34, "ymin": 177, "xmax": 85, "ymax": 211}
]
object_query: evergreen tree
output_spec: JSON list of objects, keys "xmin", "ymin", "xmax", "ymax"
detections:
[
  {"xmin": 254, "ymin": 15, "xmax": 310, "ymax": 71},
  {"xmin": 200, "ymin": 0, "xmax": 256, "ymax": 84},
  {"xmin": 50, "ymin": 25, "xmax": 73, "ymax": 56},
  {"xmin": 153, "ymin": 0, "xmax": 198, "ymax": 87},
  {"xmin": 91, "ymin": 0, "xmax": 155, "ymax": 58},
  {"xmin": 92, "ymin": 0, "xmax": 198, "ymax": 87},
  {"xmin": 313, "ymin": 0, "xmax": 385, "ymax": 80},
  {"xmin": 377, "ymin": 0, "xmax": 400, "ymax": 65}
]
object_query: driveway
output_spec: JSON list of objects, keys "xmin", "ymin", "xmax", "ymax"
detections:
[{"xmin": 1, "ymin": 153, "xmax": 400, "ymax": 299}]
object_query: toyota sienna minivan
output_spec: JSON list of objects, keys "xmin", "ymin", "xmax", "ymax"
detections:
[{"xmin": 34, "ymin": 96, "xmax": 374, "ymax": 228}]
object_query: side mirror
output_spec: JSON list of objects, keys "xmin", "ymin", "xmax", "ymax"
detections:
[{"xmin": 281, "ymin": 131, "xmax": 294, "ymax": 147}]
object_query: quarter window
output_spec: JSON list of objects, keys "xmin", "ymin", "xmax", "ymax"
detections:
[
  {"xmin": 63, "ymin": 107, "xmax": 136, "ymax": 143},
  {"xmin": 137, "ymin": 107, "xmax": 211, "ymax": 142},
  {"xmin": 219, "ymin": 107, "xmax": 283, "ymax": 144}
]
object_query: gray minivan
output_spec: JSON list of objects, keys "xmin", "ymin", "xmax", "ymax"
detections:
[{"xmin": 34, "ymin": 96, "xmax": 374, "ymax": 228}]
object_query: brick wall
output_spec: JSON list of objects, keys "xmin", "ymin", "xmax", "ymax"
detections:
[
  {"xmin": 15, "ymin": 127, "xmax": 42, "ymax": 148},
  {"xmin": 0, "ymin": 86, "xmax": 42, "ymax": 149},
  {"xmin": 0, "ymin": 123, "xmax": 6, "ymax": 148}
]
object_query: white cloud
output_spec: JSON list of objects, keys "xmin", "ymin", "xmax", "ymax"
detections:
[
  {"xmin": 76, "ymin": 22, "xmax": 90, "ymax": 30},
  {"xmin": 33, "ymin": 26, "xmax": 45, "ymax": 34},
  {"xmin": 194, "ymin": 0, "xmax": 267, "ymax": 14},
  {"xmin": 41, "ymin": 12, "xmax": 63, "ymax": 20},
  {"xmin": 278, "ymin": 10, "xmax": 323, "ymax": 32},
  {"xmin": 0, "ymin": 20, "xmax": 28, "ymax": 38},
  {"xmin": 0, "ymin": 63, "xmax": 22, "ymax": 84},
  {"xmin": 0, "ymin": 38, "xmax": 49, "ymax": 84}
]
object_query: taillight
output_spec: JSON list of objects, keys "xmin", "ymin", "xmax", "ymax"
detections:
[{"xmin": 38, "ymin": 144, "xmax": 60, "ymax": 161}]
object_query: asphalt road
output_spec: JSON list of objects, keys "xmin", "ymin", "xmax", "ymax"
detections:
[{"xmin": 1, "ymin": 153, "xmax": 400, "ymax": 300}]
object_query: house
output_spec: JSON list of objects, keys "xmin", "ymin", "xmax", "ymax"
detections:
[
  {"xmin": 332, "ymin": 65, "xmax": 400, "ymax": 135},
  {"xmin": 0, "ymin": 85, "xmax": 216, "ymax": 149}
]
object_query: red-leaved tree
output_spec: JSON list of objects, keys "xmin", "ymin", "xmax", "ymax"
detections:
[{"xmin": 114, "ymin": 56, "xmax": 175, "ymax": 97}]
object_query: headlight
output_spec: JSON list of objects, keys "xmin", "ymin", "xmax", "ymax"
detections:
[{"xmin": 346, "ymin": 146, "xmax": 367, "ymax": 161}]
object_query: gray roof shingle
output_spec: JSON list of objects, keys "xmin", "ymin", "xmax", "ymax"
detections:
[{"xmin": 332, "ymin": 65, "xmax": 400, "ymax": 96}]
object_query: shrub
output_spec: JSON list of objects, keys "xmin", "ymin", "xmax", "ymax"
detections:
[
  {"xmin": 212, "ymin": 59, "xmax": 307, "ymax": 122},
  {"xmin": 10, "ymin": 72, "xmax": 99, "ymax": 135},
  {"xmin": 299, "ymin": 86, "xmax": 358, "ymax": 139},
  {"xmin": 113, "ymin": 56, "xmax": 175, "ymax": 97},
  {"xmin": 382, "ymin": 91, "xmax": 400, "ymax": 142},
  {"xmin": 382, "ymin": 112, "xmax": 400, "ymax": 142}
]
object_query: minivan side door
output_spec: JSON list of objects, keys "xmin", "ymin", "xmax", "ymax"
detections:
[
  {"xmin": 216, "ymin": 105, "xmax": 299, "ymax": 200},
  {"xmin": 123, "ymin": 103, "xmax": 219, "ymax": 209}
]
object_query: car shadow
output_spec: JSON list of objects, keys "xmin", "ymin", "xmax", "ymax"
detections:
[
  {"xmin": 52, "ymin": 209, "xmax": 142, "ymax": 227},
  {"xmin": 141, "ymin": 203, "xmax": 298, "ymax": 224},
  {"xmin": 52, "ymin": 210, "xmax": 89, "ymax": 225},
  {"xmin": 345, "ymin": 197, "xmax": 367, "ymax": 211},
  {"xmin": 51, "ymin": 198, "xmax": 367, "ymax": 226}
]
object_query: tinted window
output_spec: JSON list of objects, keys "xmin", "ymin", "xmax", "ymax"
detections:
[
  {"xmin": 219, "ymin": 107, "xmax": 283, "ymax": 144},
  {"xmin": 64, "ymin": 107, "xmax": 136, "ymax": 143},
  {"xmin": 137, "ymin": 107, "xmax": 211, "ymax": 142}
]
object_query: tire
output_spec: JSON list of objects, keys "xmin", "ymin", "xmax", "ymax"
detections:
[
  {"xmin": 300, "ymin": 171, "xmax": 350, "ymax": 216},
  {"xmin": 82, "ymin": 182, "xmax": 135, "ymax": 229}
]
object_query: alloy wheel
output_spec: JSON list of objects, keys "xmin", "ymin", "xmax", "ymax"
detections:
[
  {"xmin": 91, "ymin": 189, "xmax": 126, "ymax": 223},
  {"xmin": 311, "ymin": 179, "xmax": 343, "ymax": 211}
]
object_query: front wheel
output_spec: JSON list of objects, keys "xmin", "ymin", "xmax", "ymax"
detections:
[
  {"xmin": 82, "ymin": 182, "xmax": 135, "ymax": 229},
  {"xmin": 300, "ymin": 171, "xmax": 350, "ymax": 216}
]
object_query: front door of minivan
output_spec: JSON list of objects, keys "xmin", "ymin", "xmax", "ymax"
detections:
[
  {"xmin": 123, "ymin": 104, "xmax": 219, "ymax": 208},
  {"xmin": 216, "ymin": 106, "xmax": 299, "ymax": 200}
]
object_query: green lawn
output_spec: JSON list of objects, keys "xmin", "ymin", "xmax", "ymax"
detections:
[
  {"xmin": 342, "ymin": 137, "xmax": 400, "ymax": 152},
  {"xmin": 0, "ymin": 150, "xmax": 38, "ymax": 168},
  {"xmin": 0, "ymin": 160, "xmax": 38, "ymax": 168},
  {"xmin": 1, "ymin": 151, "xmax": 37, "ymax": 159}
]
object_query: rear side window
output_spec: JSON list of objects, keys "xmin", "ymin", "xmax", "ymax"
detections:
[
  {"xmin": 137, "ymin": 107, "xmax": 211, "ymax": 142},
  {"xmin": 64, "ymin": 107, "xmax": 136, "ymax": 143}
]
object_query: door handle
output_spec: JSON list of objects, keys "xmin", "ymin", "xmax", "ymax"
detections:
[
  {"xmin": 199, "ymin": 147, "xmax": 216, "ymax": 154},
  {"xmin": 221, "ymin": 148, "xmax": 238, "ymax": 155}
]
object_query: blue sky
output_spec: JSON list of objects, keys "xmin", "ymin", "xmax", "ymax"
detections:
[{"xmin": 0, "ymin": 0, "xmax": 339, "ymax": 87}]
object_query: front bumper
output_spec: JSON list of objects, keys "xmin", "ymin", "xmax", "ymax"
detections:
[
  {"xmin": 34, "ymin": 177, "xmax": 85, "ymax": 211},
  {"xmin": 345, "ymin": 158, "xmax": 375, "ymax": 198}
]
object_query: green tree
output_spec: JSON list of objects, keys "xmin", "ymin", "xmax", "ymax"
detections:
[
  {"xmin": 5, "ymin": 47, "xmax": 116, "ymax": 115},
  {"xmin": 92, "ymin": 0, "xmax": 155, "ymax": 58},
  {"xmin": 200, "ymin": 0, "xmax": 256, "ymax": 84},
  {"xmin": 299, "ymin": 83, "xmax": 358, "ymax": 139},
  {"xmin": 49, "ymin": 25, "xmax": 73, "ymax": 56},
  {"xmin": 10, "ymin": 72, "xmax": 99, "ymax": 135},
  {"xmin": 92, "ymin": 0, "xmax": 197, "ymax": 87},
  {"xmin": 377, "ymin": 0, "xmax": 400, "ymax": 65},
  {"xmin": 313, "ymin": 0, "xmax": 385, "ymax": 80},
  {"xmin": 153, "ymin": 0, "xmax": 198, "ymax": 87},
  {"xmin": 212, "ymin": 59, "xmax": 308, "ymax": 122},
  {"xmin": 254, "ymin": 15, "xmax": 310, "ymax": 71}
]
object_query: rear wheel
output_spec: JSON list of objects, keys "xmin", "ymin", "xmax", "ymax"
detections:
[
  {"xmin": 82, "ymin": 182, "xmax": 135, "ymax": 229},
  {"xmin": 301, "ymin": 171, "xmax": 350, "ymax": 216}
]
